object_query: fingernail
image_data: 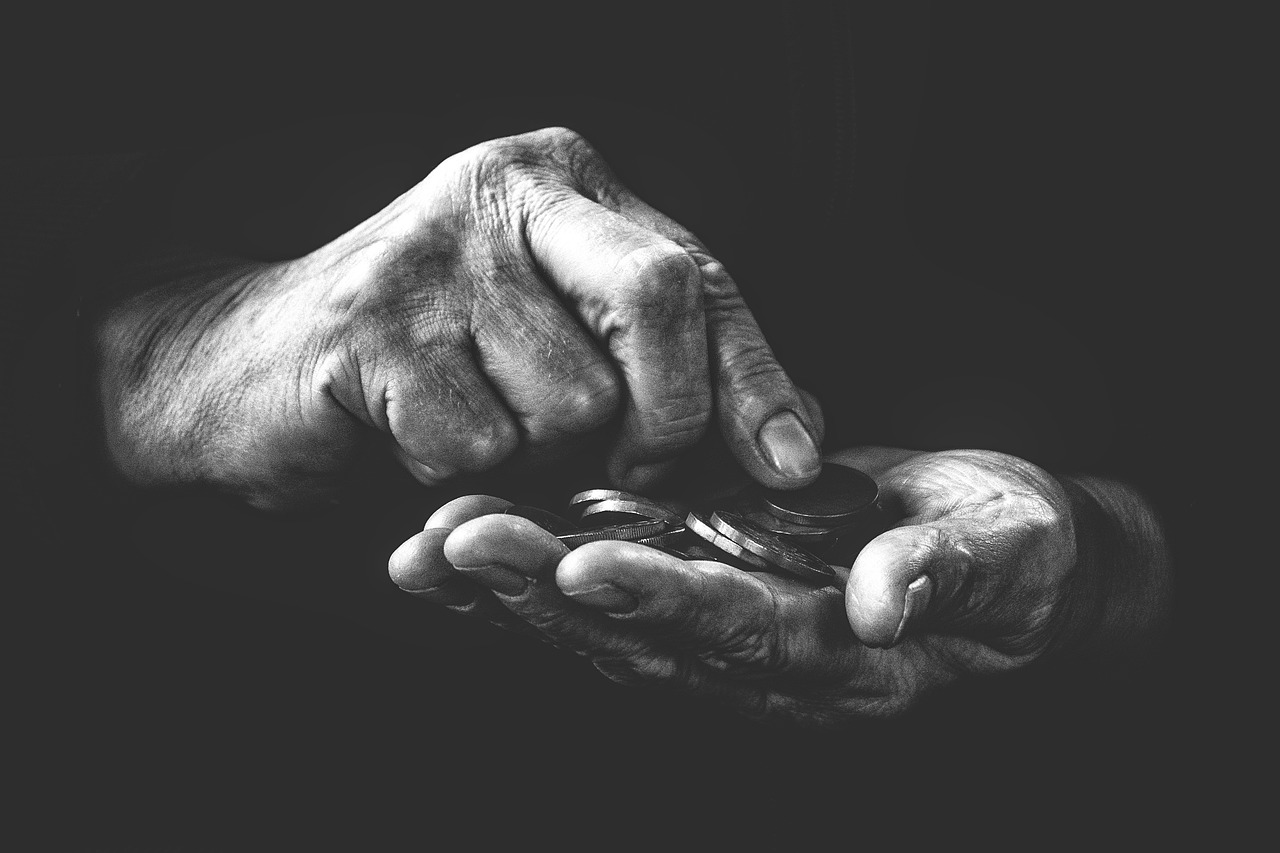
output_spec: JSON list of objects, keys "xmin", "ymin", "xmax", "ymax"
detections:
[
  {"xmin": 889, "ymin": 575, "xmax": 934, "ymax": 647},
  {"xmin": 757, "ymin": 410, "xmax": 821, "ymax": 479},
  {"xmin": 564, "ymin": 583, "xmax": 638, "ymax": 614},
  {"xmin": 405, "ymin": 457, "xmax": 456, "ymax": 485},
  {"xmin": 454, "ymin": 563, "xmax": 529, "ymax": 596}
]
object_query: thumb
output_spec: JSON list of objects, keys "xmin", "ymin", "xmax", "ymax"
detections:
[{"xmin": 845, "ymin": 524, "xmax": 973, "ymax": 648}]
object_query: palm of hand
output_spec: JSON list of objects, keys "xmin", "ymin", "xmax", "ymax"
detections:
[{"xmin": 390, "ymin": 447, "xmax": 1081, "ymax": 726}]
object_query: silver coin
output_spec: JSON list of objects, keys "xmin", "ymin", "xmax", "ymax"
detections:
[
  {"xmin": 634, "ymin": 526, "xmax": 692, "ymax": 548},
  {"xmin": 567, "ymin": 488, "xmax": 640, "ymax": 507},
  {"xmin": 708, "ymin": 511, "xmax": 836, "ymax": 584},
  {"xmin": 579, "ymin": 497, "xmax": 686, "ymax": 526},
  {"xmin": 556, "ymin": 518, "xmax": 674, "ymax": 549},
  {"xmin": 734, "ymin": 501, "xmax": 848, "ymax": 546},
  {"xmin": 683, "ymin": 511, "xmax": 771, "ymax": 570},
  {"xmin": 754, "ymin": 463, "xmax": 879, "ymax": 527}
]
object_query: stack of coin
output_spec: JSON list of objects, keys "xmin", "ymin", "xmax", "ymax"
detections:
[{"xmin": 504, "ymin": 463, "xmax": 889, "ymax": 587}]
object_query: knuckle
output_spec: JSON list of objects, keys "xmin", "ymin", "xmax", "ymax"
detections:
[
  {"xmin": 526, "ymin": 125, "xmax": 590, "ymax": 153},
  {"xmin": 614, "ymin": 243, "xmax": 700, "ymax": 307},
  {"xmin": 455, "ymin": 418, "xmax": 519, "ymax": 469},
  {"xmin": 718, "ymin": 340, "xmax": 788, "ymax": 391},
  {"xmin": 643, "ymin": 402, "xmax": 712, "ymax": 452},
  {"xmin": 688, "ymin": 254, "xmax": 736, "ymax": 296},
  {"xmin": 497, "ymin": 346, "xmax": 622, "ymax": 442},
  {"xmin": 440, "ymin": 127, "xmax": 601, "ymax": 240},
  {"xmin": 923, "ymin": 525, "xmax": 973, "ymax": 572},
  {"xmin": 524, "ymin": 126, "xmax": 605, "ymax": 185},
  {"xmin": 546, "ymin": 370, "xmax": 622, "ymax": 434},
  {"xmin": 452, "ymin": 126, "xmax": 592, "ymax": 187},
  {"xmin": 458, "ymin": 134, "xmax": 535, "ymax": 173}
]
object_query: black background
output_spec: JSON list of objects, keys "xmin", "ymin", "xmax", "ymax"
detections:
[{"xmin": 5, "ymin": 2, "xmax": 1256, "ymax": 849}]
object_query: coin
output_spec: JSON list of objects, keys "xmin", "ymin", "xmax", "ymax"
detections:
[
  {"xmin": 753, "ymin": 463, "xmax": 879, "ymax": 527},
  {"xmin": 568, "ymin": 488, "xmax": 638, "ymax": 508},
  {"xmin": 634, "ymin": 526, "xmax": 692, "ymax": 548},
  {"xmin": 556, "ymin": 517, "xmax": 675, "ymax": 548},
  {"xmin": 733, "ymin": 501, "xmax": 850, "ymax": 547},
  {"xmin": 684, "ymin": 510, "xmax": 771, "ymax": 570},
  {"xmin": 578, "ymin": 498, "xmax": 686, "ymax": 527},
  {"xmin": 708, "ymin": 511, "xmax": 836, "ymax": 584}
]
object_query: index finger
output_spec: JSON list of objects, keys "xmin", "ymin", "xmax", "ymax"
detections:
[{"xmin": 599, "ymin": 186, "xmax": 825, "ymax": 492}]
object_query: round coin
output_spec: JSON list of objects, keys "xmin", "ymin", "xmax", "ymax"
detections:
[
  {"xmin": 567, "ymin": 488, "xmax": 640, "ymax": 508},
  {"xmin": 579, "ymin": 498, "xmax": 686, "ymax": 526},
  {"xmin": 708, "ymin": 511, "xmax": 836, "ymax": 584},
  {"xmin": 556, "ymin": 518, "xmax": 674, "ymax": 549},
  {"xmin": 754, "ymin": 463, "xmax": 879, "ymax": 527},
  {"xmin": 634, "ymin": 526, "xmax": 691, "ymax": 549},
  {"xmin": 683, "ymin": 511, "xmax": 771, "ymax": 570},
  {"xmin": 734, "ymin": 502, "xmax": 848, "ymax": 547}
]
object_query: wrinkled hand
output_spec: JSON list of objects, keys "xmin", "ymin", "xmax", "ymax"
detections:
[
  {"xmin": 390, "ymin": 446, "xmax": 1168, "ymax": 727},
  {"xmin": 95, "ymin": 127, "xmax": 821, "ymax": 509}
]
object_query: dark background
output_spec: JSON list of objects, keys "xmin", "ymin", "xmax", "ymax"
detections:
[{"xmin": 5, "ymin": 2, "xmax": 1255, "ymax": 849}]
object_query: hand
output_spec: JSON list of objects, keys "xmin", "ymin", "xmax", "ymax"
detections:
[
  {"xmin": 94, "ymin": 127, "xmax": 821, "ymax": 509},
  {"xmin": 389, "ymin": 446, "xmax": 1170, "ymax": 727}
]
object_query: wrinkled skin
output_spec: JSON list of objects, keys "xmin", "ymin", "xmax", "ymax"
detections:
[
  {"xmin": 390, "ymin": 446, "xmax": 1120, "ymax": 728},
  {"xmin": 95, "ymin": 127, "xmax": 822, "ymax": 510}
]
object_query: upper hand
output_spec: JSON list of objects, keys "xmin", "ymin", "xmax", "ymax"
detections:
[{"xmin": 96, "ymin": 127, "xmax": 821, "ymax": 508}]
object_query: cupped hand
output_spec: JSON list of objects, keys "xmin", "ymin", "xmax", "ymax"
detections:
[
  {"xmin": 96, "ymin": 127, "xmax": 821, "ymax": 509},
  {"xmin": 390, "ymin": 446, "xmax": 1162, "ymax": 727}
]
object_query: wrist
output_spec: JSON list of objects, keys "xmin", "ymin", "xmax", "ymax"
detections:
[
  {"xmin": 91, "ymin": 250, "xmax": 281, "ymax": 490},
  {"xmin": 1052, "ymin": 475, "xmax": 1173, "ymax": 672}
]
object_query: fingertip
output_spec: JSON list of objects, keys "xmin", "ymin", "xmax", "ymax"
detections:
[
  {"xmin": 845, "ymin": 530, "xmax": 924, "ymax": 647},
  {"xmin": 388, "ymin": 528, "xmax": 454, "ymax": 592},
  {"xmin": 755, "ymin": 409, "xmax": 822, "ymax": 485},
  {"xmin": 556, "ymin": 541, "xmax": 628, "ymax": 592},
  {"xmin": 443, "ymin": 514, "xmax": 569, "ymax": 579},
  {"xmin": 423, "ymin": 494, "xmax": 513, "ymax": 530},
  {"xmin": 556, "ymin": 540, "xmax": 682, "ymax": 599},
  {"xmin": 398, "ymin": 455, "xmax": 455, "ymax": 487}
]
